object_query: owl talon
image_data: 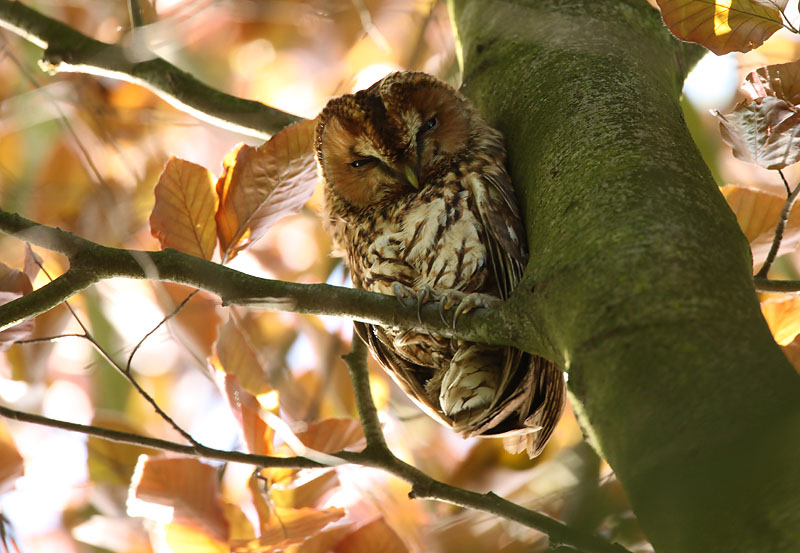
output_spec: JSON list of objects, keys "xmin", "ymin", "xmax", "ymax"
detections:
[
  {"xmin": 438, "ymin": 291, "xmax": 501, "ymax": 329},
  {"xmin": 391, "ymin": 283, "xmax": 439, "ymax": 324}
]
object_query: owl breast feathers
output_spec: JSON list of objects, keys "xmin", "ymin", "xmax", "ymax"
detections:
[{"xmin": 316, "ymin": 71, "xmax": 564, "ymax": 457}]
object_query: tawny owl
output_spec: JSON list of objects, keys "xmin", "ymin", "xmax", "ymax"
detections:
[{"xmin": 316, "ymin": 71, "xmax": 565, "ymax": 457}]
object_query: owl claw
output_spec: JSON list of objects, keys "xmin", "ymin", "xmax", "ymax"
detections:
[
  {"xmin": 391, "ymin": 283, "xmax": 440, "ymax": 324},
  {"xmin": 439, "ymin": 291, "xmax": 502, "ymax": 330}
]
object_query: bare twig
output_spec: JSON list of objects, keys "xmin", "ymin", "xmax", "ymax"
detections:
[
  {"xmin": 755, "ymin": 170, "xmax": 800, "ymax": 279},
  {"xmin": 0, "ymin": 0, "xmax": 301, "ymax": 138}
]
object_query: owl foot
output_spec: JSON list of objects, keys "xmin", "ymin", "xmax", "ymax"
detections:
[
  {"xmin": 439, "ymin": 291, "xmax": 502, "ymax": 330},
  {"xmin": 391, "ymin": 283, "xmax": 440, "ymax": 324}
]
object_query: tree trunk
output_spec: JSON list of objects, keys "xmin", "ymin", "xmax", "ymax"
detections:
[{"xmin": 449, "ymin": 1, "xmax": 800, "ymax": 552}]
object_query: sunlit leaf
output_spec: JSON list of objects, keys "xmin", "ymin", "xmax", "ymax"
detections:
[
  {"xmin": 230, "ymin": 506, "xmax": 345, "ymax": 552},
  {"xmin": 334, "ymin": 518, "xmax": 409, "ymax": 553},
  {"xmin": 721, "ymin": 185, "xmax": 800, "ymax": 267},
  {"xmin": 150, "ymin": 157, "xmax": 219, "ymax": 260},
  {"xmin": 216, "ymin": 318, "xmax": 271, "ymax": 397},
  {"xmin": 292, "ymin": 418, "xmax": 366, "ymax": 454},
  {"xmin": 223, "ymin": 502, "xmax": 256, "ymax": 541},
  {"xmin": 88, "ymin": 413, "xmax": 161, "ymax": 485},
  {"xmin": 0, "ymin": 262, "xmax": 34, "ymax": 351},
  {"xmin": 760, "ymin": 294, "xmax": 800, "ymax": 345},
  {"xmin": 155, "ymin": 283, "xmax": 223, "ymax": 360},
  {"xmin": 71, "ymin": 515, "xmax": 152, "ymax": 553},
  {"xmin": 164, "ymin": 523, "xmax": 229, "ymax": 553},
  {"xmin": 656, "ymin": 0, "xmax": 783, "ymax": 55},
  {"xmin": 215, "ymin": 119, "xmax": 318, "ymax": 261},
  {"xmin": 0, "ymin": 420, "xmax": 24, "ymax": 493},
  {"xmin": 270, "ymin": 470, "xmax": 339, "ymax": 509},
  {"xmin": 743, "ymin": 59, "xmax": 800, "ymax": 104},
  {"xmin": 291, "ymin": 524, "xmax": 354, "ymax": 553},
  {"xmin": 220, "ymin": 373, "xmax": 274, "ymax": 456},
  {"xmin": 127, "ymin": 455, "xmax": 229, "ymax": 543},
  {"xmin": 713, "ymin": 97, "xmax": 800, "ymax": 170}
]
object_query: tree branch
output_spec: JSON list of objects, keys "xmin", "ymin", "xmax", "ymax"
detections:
[
  {"xmin": 0, "ymin": 0, "xmax": 301, "ymax": 138},
  {"xmin": 0, "ymin": 208, "xmax": 532, "ymax": 353},
  {"xmin": 754, "ymin": 278, "xmax": 800, "ymax": 292}
]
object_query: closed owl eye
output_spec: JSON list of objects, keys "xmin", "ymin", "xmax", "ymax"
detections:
[
  {"xmin": 350, "ymin": 157, "xmax": 375, "ymax": 168},
  {"xmin": 418, "ymin": 116, "xmax": 437, "ymax": 136}
]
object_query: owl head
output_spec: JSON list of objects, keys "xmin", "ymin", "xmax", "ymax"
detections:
[{"xmin": 315, "ymin": 71, "xmax": 479, "ymax": 208}]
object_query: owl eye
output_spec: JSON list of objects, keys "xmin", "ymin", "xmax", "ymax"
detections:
[
  {"xmin": 350, "ymin": 158, "xmax": 374, "ymax": 168},
  {"xmin": 418, "ymin": 116, "xmax": 438, "ymax": 135}
]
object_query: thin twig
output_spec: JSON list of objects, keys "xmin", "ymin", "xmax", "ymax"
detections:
[
  {"xmin": 755, "ymin": 170, "xmax": 800, "ymax": 278},
  {"xmin": 753, "ymin": 277, "xmax": 800, "ymax": 292}
]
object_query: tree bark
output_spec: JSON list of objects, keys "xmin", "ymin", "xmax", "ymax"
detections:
[{"xmin": 449, "ymin": 1, "xmax": 800, "ymax": 552}]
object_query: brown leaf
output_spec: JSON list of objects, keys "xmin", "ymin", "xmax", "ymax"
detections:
[
  {"xmin": 760, "ymin": 294, "xmax": 800, "ymax": 345},
  {"xmin": 334, "ymin": 518, "xmax": 409, "ymax": 553},
  {"xmin": 0, "ymin": 262, "xmax": 34, "ymax": 351},
  {"xmin": 713, "ymin": 97, "xmax": 800, "ymax": 170},
  {"xmin": 150, "ymin": 157, "xmax": 219, "ymax": 260},
  {"xmin": 743, "ymin": 60, "xmax": 800, "ymax": 105},
  {"xmin": 215, "ymin": 119, "xmax": 318, "ymax": 261},
  {"xmin": 656, "ymin": 0, "xmax": 782, "ymax": 55},
  {"xmin": 750, "ymin": 0, "xmax": 787, "ymax": 9},
  {"xmin": 128, "ymin": 455, "xmax": 229, "ymax": 543},
  {"xmin": 163, "ymin": 523, "xmax": 229, "ymax": 553},
  {"xmin": 721, "ymin": 185, "xmax": 800, "ymax": 267},
  {"xmin": 155, "ymin": 283, "xmax": 222, "ymax": 361},
  {"xmin": 0, "ymin": 420, "xmax": 24, "ymax": 493},
  {"xmin": 216, "ymin": 318, "xmax": 271, "ymax": 398},
  {"xmin": 230, "ymin": 507, "xmax": 345, "ymax": 552}
]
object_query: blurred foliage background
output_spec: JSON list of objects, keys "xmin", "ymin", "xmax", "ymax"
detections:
[{"xmin": 0, "ymin": 1, "xmax": 799, "ymax": 552}]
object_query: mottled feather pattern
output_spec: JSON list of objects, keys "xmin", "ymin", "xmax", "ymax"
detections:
[{"xmin": 316, "ymin": 71, "xmax": 565, "ymax": 457}]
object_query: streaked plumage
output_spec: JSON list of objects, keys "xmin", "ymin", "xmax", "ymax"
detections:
[{"xmin": 316, "ymin": 71, "xmax": 564, "ymax": 457}]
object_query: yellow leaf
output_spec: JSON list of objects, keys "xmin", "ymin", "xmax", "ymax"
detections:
[
  {"xmin": 215, "ymin": 119, "xmax": 317, "ymax": 261},
  {"xmin": 761, "ymin": 295, "xmax": 800, "ymax": 345},
  {"xmin": 230, "ymin": 507, "xmax": 345, "ymax": 552},
  {"xmin": 656, "ymin": 0, "xmax": 782, "ymax": 55},
  {"xmin": 150, "ymin": 157, "xmax": 219, "ymax": 260},
  {"xmin": 334, "ymin": 518, "xmax": 409, "ymax": 553},
  {"xmin": 164, "ymin": 523, "xmax": 229, "ymax": 553},
  {"xmin": 88, "ymin": 412, "xmax": 161, "ymax": 485}
]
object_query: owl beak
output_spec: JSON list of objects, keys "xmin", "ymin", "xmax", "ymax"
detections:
[{"xmin": 403, "ymin": 165, "xmax": 420, "ymax": 189}]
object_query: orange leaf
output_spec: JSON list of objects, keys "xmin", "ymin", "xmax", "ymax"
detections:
[
  {"xmin": 293, "ymin": 418, "xmax": 366, "ymax": 455},
  {"xmin": 164, "ymin": 523, "xmax": 229, "ymax": 553},
  {"xmin": 0, "ymin": 261, "xmax": 34, "ymax": 351},
  {"xmin": 334, "ymin": 518, "xmax": 409, "ymax": 553},
  {"xmin": 221, "ymin": 373, "xmax": 274, "ymax": 456},
  {"xmin": 270, "ymin": 470, "xmax": 340, "ymax": 509},
  {"xmin": 230, "ymin": 507, "xmax": 345, "ymax": 552},
  {"xmin": 215, "ymin": 119, "xmax": 317, "ymax": 261},
  {"xmin": 760, "ymin": 295, "xmax": 800, "ymax": 345},
  {"xmin": 155, "ymin": 283, "xmax": 222, "ymax": 360},
  {"xmin": 656, "ymin": 0, "xmax": 782, "ymax": 55},
  {"xmin": 150, "ymin": 157, "xmax": 219, "ymax": 260},
  {"xmin": 0, "ymin": 420, "xmax": 24, "ymax": 493},
  {"xmin": 722, "ymin": 185, "xmax": 800, "ymax": 268},
  {"xmin": 128, "ymin": 455, "xmax": 229, "ymax": 543},
  {"xmin": 216, "ymin": 318, "xmax": 271, "ymax": 398}
]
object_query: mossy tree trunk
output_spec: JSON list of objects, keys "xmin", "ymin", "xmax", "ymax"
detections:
[{"xmin": 449, "ymin": 1, "xmax": 800, "ymax": 552}]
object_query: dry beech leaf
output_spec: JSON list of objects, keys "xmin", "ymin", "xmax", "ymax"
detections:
[
  {"xmin": 216, "ymin": 318, "xmax": 271, "ymax": 398},
  {"xmin": 292, "ymin": 524, "xmax": 354, "ymax": 553},
  {"xmin": 128, "ymin": 455, "xmax": 229, "ymax": 543},
  {"xmin": 163, "ymin": 523, "xmax": 229, "ymax": 553},
  {"xmin": 150, "ymin": 157, "xmax": 219, "ymax": 260},
  {"xmin": 230, "ymin": 506, "xmax": 345, "ymax": 552},
  {"xmin": 270, "ymin": 470, "xmax": 340, "ymax": 509},
  {"xmin": 656, "ymin": 0, "xmax": 782, "ymax": 55},
  {"xmin": 293, "ymin": 418, "xmax": 366, "ymax": 454},
  {"xmin": 721, "ymin": 185, "xmax": 800, "ymax": 267},
  {"xmin": 760, "ymin": 295, "xmax": 800, "ymax": 345},
  {"xmin": 0, "ymin": 420, "xmax": 24, "ymax": 493},
  {"xmin": 215, "ymin": 118, "xmax": 318, "ymax": 261},
  {"xmin": 780, "ymin": 333, "xmax": 800, "ymax": 372},
  {"xmin": 0, "ymin": 262, "xmax": 34, "ymax": 351},
  {"xmin": 750, "ymin": 0, "xmax": 787, "ymax": 9},
  {"xmin": 743, "ymin": 59, "xmax": 800, "ymax": 105},
  {"xmin": 88, "ymin": 413, "xmax": 161, "ymax": 485},
  {"xmin": 156, "ymin": 283, "xmax": 222, "ymax": 361},
  {"xmin": 221, "ymin": 373, "xmax": 274, "ymax": 456},
  {"xmin": 334, "ymin": 518, "xmax": 409, "ymax": 553},
  {"xmin": 713, "ymin": 97, "xmax": 800, "ymax": 170}
]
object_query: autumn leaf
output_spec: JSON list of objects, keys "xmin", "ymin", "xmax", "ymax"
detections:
[
  {"xmin": 743, "ymin": 59, "xmax": 800, "ymax": 105},
  {"xmin": 88, "ymin": 412, "xmax": 161, "ymax": 485},
  {"xmin": 215, "ymin": 118, "xmax": 318, "ymax": 261},
  {"xmin": 0, "ymin": 261, "xmax": 34, "ymax": 351},
  {"xmin": 0, "ymin": 420, "xmax": 24, "ymax": 494},
  {"xmin": 334, "ymin": 518, "xmax": 409, "ymax": 553},
  {"xmin": 722, "ymin": 185, "xmax": 800, "ymax": 268},
  {"xmin": 713, "ymin": 97, "xmax": 800, "ymax": 170},
  {"xmin": 155, "ymin": 283, "xmax": 223, "ymax": 360},
  {"xmin": 656, "ymin": 0, "xmax": 783, "ymax": 55},
  {"xmin": 292, "ymin": 418, "xmax": 366, "ymax": 455},
  {"xmin": 230, "ymin": 506, "xmax": 345, "ymax": 552},
  {"xmin": 760, "ymin": 294, "xmax": 800, "ymax": 345},
  {"xmin": 216, "ymin": 318, "xmax": 271, "ymax": 398},
  {"xmin": 150, "ymin": 157, "xmax": 219, "ymax": 260},
  {"xmin": 127, "ymin": 455, "xmax": 230, "ymax": 543},
  {"xmin": 220, "ymin": 373, "xmax": 274, "ymax": 456}
]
